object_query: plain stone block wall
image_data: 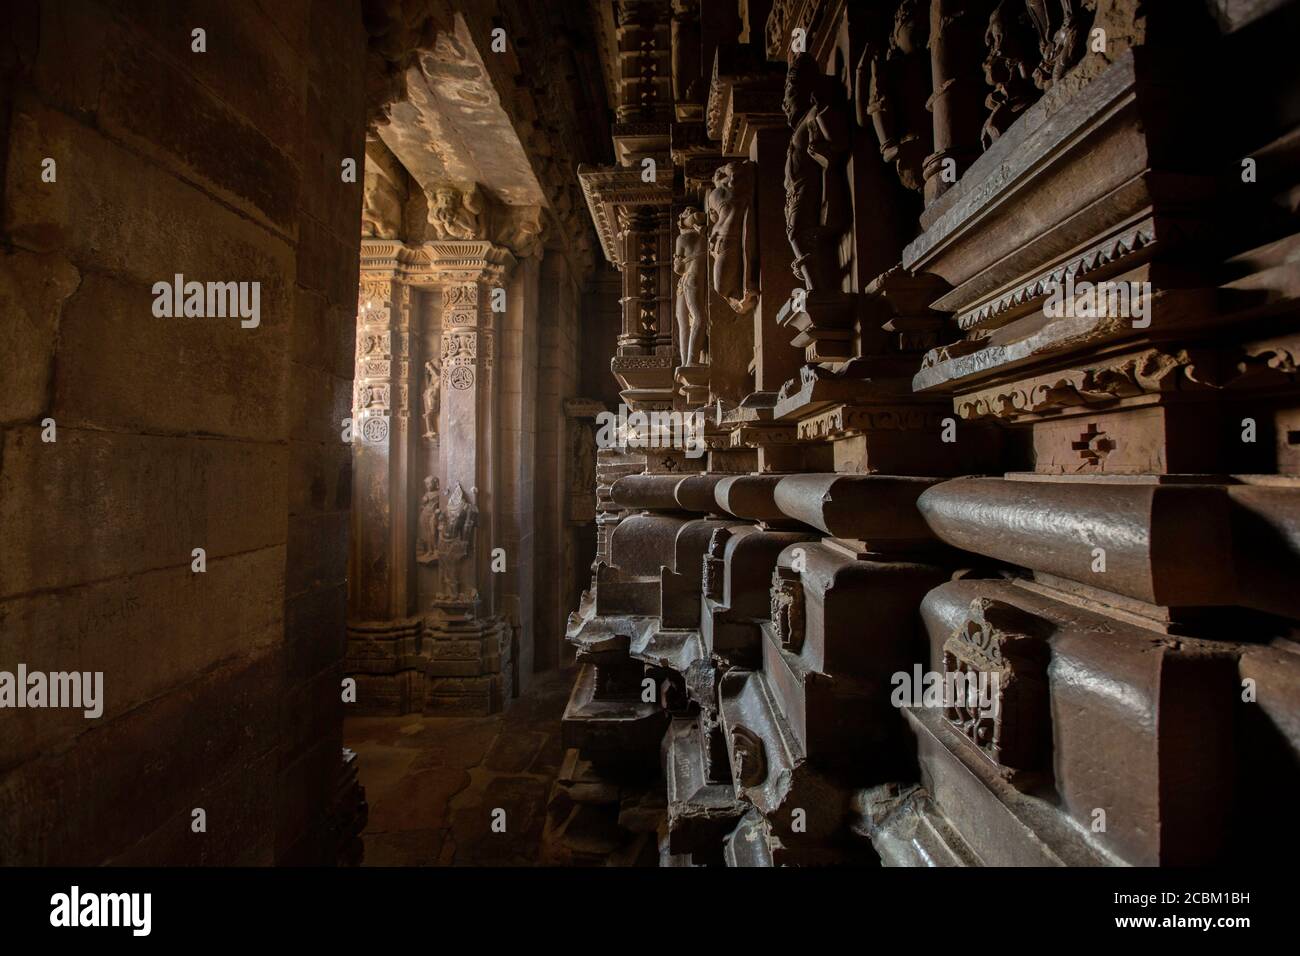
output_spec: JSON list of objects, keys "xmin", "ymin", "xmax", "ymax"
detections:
[{"xmin": 0, "ymin": 0, "xmax": 367, "ymax": 864}]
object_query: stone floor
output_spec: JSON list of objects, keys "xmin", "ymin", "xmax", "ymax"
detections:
[{"xmin": 344, "ymin": 668, "xmax": 572, "ymax": 866}]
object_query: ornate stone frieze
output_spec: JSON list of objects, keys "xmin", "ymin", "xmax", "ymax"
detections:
[
  {"xmin": 953, "ymin": 347, "xmax": 1218, "ymax": 421},
  {"xmin": 797, "ymin": 405, "xmax": 948, "ymax": 440}
]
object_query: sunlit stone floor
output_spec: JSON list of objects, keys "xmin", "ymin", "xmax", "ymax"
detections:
[{"xmin": 344, "ymin": 669, "xmax": 573, "ymax": 866}]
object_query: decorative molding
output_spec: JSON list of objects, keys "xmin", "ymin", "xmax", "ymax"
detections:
[
  {"xmin": 578, "ymin": 165, "xmax": 672, "ymax": 266},
  {"xmin": 953, "ymin": 347, "xmax": 1219, "ymax": 421},
  {"xmin": 954, "ymin": 224, "xmax": 1157, "ymax": 333},
  {"xmin": 797, "ymin": 404, "xmax": 947, "ymax": 441}
]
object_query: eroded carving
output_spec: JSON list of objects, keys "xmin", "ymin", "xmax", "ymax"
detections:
[
  {"xmin": 982, "ymin": 0, "xmax": 1041, "ymax": 148},
  {"xmin": 416, "ymin": 476, "xmax": 441, "ymax": 564},
  {"xmin": 857, "ymin": 0, "xmax": 933, "ymax": 191},
  {"xmin": 942, "ymin": 598, "xmax": 1050, "ymax": 773},
  {"xmin": 730, "ymin": 725, "xmax": 768, "ymax": 788},
  {"xmin": 702, "ymin": 527, "xmax": 731, "ymax": 601},
  {"xmin": 437, "ymin": 481, "xmax": 478, "ymax": 600},
  {"xmin": 770, "ymin": 565, "xmax": 805, "ymax": 653}
]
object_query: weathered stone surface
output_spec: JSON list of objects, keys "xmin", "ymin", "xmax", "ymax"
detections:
[{"xmin": 0, "ymin": 249, "xmax": 80, "ymax": 424}]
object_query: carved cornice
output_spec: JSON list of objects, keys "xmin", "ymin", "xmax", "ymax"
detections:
[
  {"xmin": 764, "ymin": 0, "xmax": 840, "ymax": 61},
  {"xmin": 578, "ymin": 164, "xmax": 673, "ymax": 266},
  {"xmin": 705, "ymin": 45, "xmax": 785, "ymax": 155},
  {"xmin": 954, "ymin": 223, "xmax": 1159, "ymax": 333}
]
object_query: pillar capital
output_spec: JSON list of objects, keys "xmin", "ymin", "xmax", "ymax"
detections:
[{"xmin": 358, "ymin": 237, "xmax": 517, "ymax": 291}]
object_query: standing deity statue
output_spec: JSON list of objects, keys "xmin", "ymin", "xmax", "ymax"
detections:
[
  {"xmin": 706, "ymin": 161, "xmax": 758, "ymax": 314},
  {"xmin": 673, "ymin": 206, "xmax": 708, "ymax": 366},
  {"xmin": 416, "ymin": 476, "xmax": 441, "ymax": 564},
  {"xmin": 783, "ymin": 53, "xmax": 852, "ymax": 293},
  {"xmin": 422, "ymin": 359, "xmax": 441, "ymax": 439},
  {"xmin": 437, "ymin": 481, "xmax": 478, "ymax": 599}
]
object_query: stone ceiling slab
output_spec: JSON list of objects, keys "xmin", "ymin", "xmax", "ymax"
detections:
[{"xmin": 378, "ymin": 14, "xmax": 545, "ymax": 208}]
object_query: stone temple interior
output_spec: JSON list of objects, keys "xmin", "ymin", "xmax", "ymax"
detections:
[{"xmin": 2, "ymin": 0, "xmax": 1299, "ymax": 871}]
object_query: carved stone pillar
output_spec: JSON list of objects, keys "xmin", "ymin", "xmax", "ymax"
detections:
[
  {"xmin": 347, "ymin": 250, "xmax": 422, "ymax": 713},
  {"xmin": 419, "ymin": 240, "xmax": 517, "ymax": 713}
]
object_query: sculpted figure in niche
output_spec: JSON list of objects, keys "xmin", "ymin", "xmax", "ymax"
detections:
[
  {"xmin": 783, "ymin": 53, "xmax": 851, "ymax": 293},
  {"xmin": 422, "ymin": 359, "xmax": 440, "ymax": 439},
  {"xmin": 416, "ymin": 476, "xmax": 440, "ymax": 564},
  {"xmin": 437, "ymin": 481, "xmax": 478, "ymax": 599},
  {"xmin": 706, "ymin": 161, "xmax": 758, "ymax": 314},
  {"xmin": 673, "ymin": 206, "xmax": 708, "ymax": 366},
  {"xmin": 856, "ymin": 0, "xmax": 932, "ymax": 191},
  {"xmin": 426, "ymin": 185, "xmax": 482, "ymax": 240},
  {"xmin": 982, "ymin": 0, "xmax": 1041, "ymax": 148},
  {"xmin": 1025, "ymin": 0, "xmax": 1094, "ymax": 91}
]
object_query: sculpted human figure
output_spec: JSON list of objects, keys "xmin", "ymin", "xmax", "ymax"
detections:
[
  {"xmin": 783, "ymin": 53, "xmax": 851, "ymax": 292},
  {"xmin": 856, "ymin": 0, "xmax": 931, "ymax": 191},
  {"xmin": 416, "ymin": 476, "xmax": 440, "ymax": 564},
  {"xmin": 982, "ymin": 0, "xmax": 1040, "ymax": 148},
  {"xmin": 706, "ymin": 161, "xmax": 758, "ymax": 314},
  {"xmin": 421, "ymin": 359, "xmax": 440, "ymax": 439},
  {"xmin": 427, "ymin": 185, "xmax": 482, "ymax": 240},
  {"xmin": 1025, "ymin": 0, "xmax": 1090, "ymax": 90},
  {"xmin": 673, "ymin": 206, "xmax": 708, "ymax": 365},
  {"xmin": 437, "ymin": 482, "xmax": 478, "ymax": 598}
]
